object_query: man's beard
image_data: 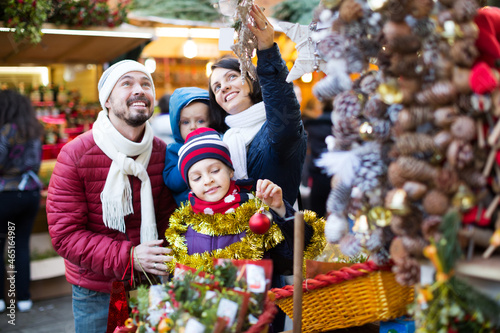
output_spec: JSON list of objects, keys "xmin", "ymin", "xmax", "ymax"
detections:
[{"xmin": 124, "ymin": 113, "xmax": 150, "ymax": 127}]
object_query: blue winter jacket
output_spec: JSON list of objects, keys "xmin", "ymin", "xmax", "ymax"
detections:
[
  {"xmin": 162, "ymin": 87, "xmax": 210, "ymax": 206},
  {"xmin": 245, "ymin": 44, "xmax": 307, "ymax": 205}
]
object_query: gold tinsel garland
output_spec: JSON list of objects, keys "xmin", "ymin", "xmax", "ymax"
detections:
[{"xmin": 165, "ymin": 198, "xmax": 326, "ymax": 274}]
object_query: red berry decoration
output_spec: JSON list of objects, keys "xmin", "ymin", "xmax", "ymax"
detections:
[{"xmin": 249, "ymin": 208, "xmax": 273, "ymax": 234}]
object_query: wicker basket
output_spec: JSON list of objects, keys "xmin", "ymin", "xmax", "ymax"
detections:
[{"xmin": 271, "ymin": 261, "xmax": 414, "ymax": 333}]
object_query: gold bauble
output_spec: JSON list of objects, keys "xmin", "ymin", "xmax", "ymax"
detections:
[
  {"xmin": 368, "ymin": 206, "xmax": 393, "ymax": 227},
  {"xmin": 377, "ymin": 82, "xmax": 403, "ymax": 104},
  {"xmin": 451, "ymin": 184, "xmax": 476, "ymax": 211},
  {"xmin": 359, "ymin": 121, "xmax": 375, "ymax": 141},
  {"xmin": 367, "ymin": 0, "xmax": 388, "ymax": 11}
]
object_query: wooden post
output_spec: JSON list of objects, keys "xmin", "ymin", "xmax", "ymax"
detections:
[{"xmin": 293, "ymin": 212, "xmax": 304, "ymax": 333}]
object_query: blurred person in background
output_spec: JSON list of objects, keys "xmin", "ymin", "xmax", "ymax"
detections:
[
  {"xmin": 303, "ymin": 98, "xmax": 334, "ymax": 218},
  {"xmin": 150, "ymin": 93, "xmax": 175, "ymax": 145},
  {"xmin": 0, "ymin": 89, "xmax": 44, "ymax": 313}
]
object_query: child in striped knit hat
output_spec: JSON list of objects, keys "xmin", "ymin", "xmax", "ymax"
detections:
[{"xmin": 164, "ymin": 127, "xmax": 324, "ymax": 276}]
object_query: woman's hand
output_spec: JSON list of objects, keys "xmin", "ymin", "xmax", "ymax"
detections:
[
  {"xmin": 133, "ymin": 239, "xmax": 173, "ymax": 276},
  {"xmin": 248, "ymin": 4, "xmax": 274, "ymax": 51},
  {"xmin": 256, "ymin": 179, "xmax": 286, "ymax": 217}
]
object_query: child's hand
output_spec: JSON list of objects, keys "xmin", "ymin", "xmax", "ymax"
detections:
[{"xmin": 256, "ymin": 179, "xmax": 286, "ymax": 217}]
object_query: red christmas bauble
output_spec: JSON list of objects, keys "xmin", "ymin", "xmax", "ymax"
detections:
[{"xmin": 249, "ymin": 211, "xmax": 272, "ymax": 234}]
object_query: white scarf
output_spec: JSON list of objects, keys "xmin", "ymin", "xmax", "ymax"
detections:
[
  {"xmin": 223, "ymin": 101, "xmax": 266, "ymax": 180},
  {"xmin": 92, "ymin": 110, "xmax": 157, "ymax": 243}
]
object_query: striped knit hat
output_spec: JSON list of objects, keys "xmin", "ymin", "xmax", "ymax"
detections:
[{"xmin": 178, "ymin": 128, "xmax": 233, "ymax": 185}]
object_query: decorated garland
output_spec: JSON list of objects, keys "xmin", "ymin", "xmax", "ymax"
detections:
[{"xmin": 165, "ymin": 197, "xmax": 326, "ymax": 274}]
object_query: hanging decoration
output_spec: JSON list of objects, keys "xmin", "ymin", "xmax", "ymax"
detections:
[{"xmin": 279, "ymin": 22, "xmax": 329, "ymax": 82}]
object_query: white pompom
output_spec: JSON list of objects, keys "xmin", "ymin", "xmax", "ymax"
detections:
[{"xmin": 325, "ymin": 214, "xmax": 349, "ymax": 243}]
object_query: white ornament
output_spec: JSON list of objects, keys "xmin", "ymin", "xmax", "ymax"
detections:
[
  {"xmin": 325, "ymin": 214, "xmax": 349, "ymax": 243},
  {"xmin": 279, "ymin": 22, "xmax": 329, "ymax": 82}
]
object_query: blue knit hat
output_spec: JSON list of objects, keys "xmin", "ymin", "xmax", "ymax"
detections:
[{"xmin": 178, "ymin": 128, "xmax": 233, "ymax": 185}]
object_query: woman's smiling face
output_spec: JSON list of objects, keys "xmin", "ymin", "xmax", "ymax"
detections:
[{"xmin": 210, "ymin": 68, "xmax": 254, "ymax": 115}]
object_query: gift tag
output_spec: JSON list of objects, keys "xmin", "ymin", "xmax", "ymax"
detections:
[{"xmin": 219, "ymin": 27, "xmax": 235, "ymax": 51}]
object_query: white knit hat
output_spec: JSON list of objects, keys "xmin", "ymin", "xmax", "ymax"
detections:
[{"xmin": 98, "ymin": 60, "xmax": 155, "ymax": 112}]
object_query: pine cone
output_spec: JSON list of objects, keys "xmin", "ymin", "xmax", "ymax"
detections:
[
  {"xmin": 396, "ymin": 156, "xmax": 439, "ymax": 183},
  {"xmin": 401, "ymin": 235, "xmax": 427, "ymax": 257},
  {"xmin": 408, "ymin": 0, "xmax": 434, "ymax": 19},
  {"xmin": 446, "ymin": 140, "xmax": 474, "ymax": 169},
  {"xmin": 388, "ymin": 162, "xmax": 407, "ymax": 187},
  {"xmin": 365, "ymin": 228, "xmax": 384, "ymax": 251},
  {"xmin": 459, "ymin": 168, "xmax": 487, "ymax": 189},
  {"xmin": 313, "ymin": 74, "xmax": 352, "ymax": 101},
  {"xmin": 450, "ymin": 38, "xmax": 479, "ymax": 68},
  {"xmin": 339, "ymin": 0, "xmax": 364, "ymax": 22},
  {"xmin": 387, "ymin": 35, "xmax": 422, "ymax": 54},
  {"xmin": 389, "ymin": 53, "xmax": 423, "ymax": 78},
  {"xmin": 332, "ymin": 91, "xmax": 363, "ymax": 140},
  {"xmin": 453, "ymin": 0, "xmax": 479, "ymax": 22},
  {"xmin": 453, "ymin": 66, "xmax": 472, "ymax": 94},
  {"xmin": 386, "ymin": 0, "xmax": 410, "ymax": 22},
  {"xmin": 415, "ymin": 81, "xmax": 457, "ymax": 106},
  {"xmin": 317, "ymin": 32, "xmax": 345, "ymax": 61},
  {"xmin": 370, "ymin": 249, "xmax": 391, "ymax": 265},
  {"xmin": 326, "ymin": 182, "xmax": 352, "ymax": 215},
  {"xmin": 434, "ymin": 167, "xmax": 459, "ymax": 194},
  {"xmin": 339, "ymin": 234, "xmax": 362, "ymax": 257},
  {"xmin": 433, "ymin": 106, "xmax": 458, "ymax": 128},
  {"xmin": 393, "ymin": 257, "xmax": 420, "ymax": 286},
  {"xmin": 389, "ymin": 237, "xmax": 409, "ymax": 264},
  {"xmin": 397, "ymin": 106, "xmax": 433, "ymax": 131},
  {"xmin": 399, "ymin": 77, "xmax": 422, "ymax": 105},
  {"xmin": 403, "ymin": 181, "xmax": 428, "ymax": 200},
  {"xmin": 451, "ymin": 116, "xmax": 476, "ymax": 142},
  {"xmin": 422, "ymin": 215, "xmax": 443, "ymax": 241},
  {"xmin": 390, "ymin": 213, "xmax": 421, "ymax": 237},
  {"xmin": 363, "ymin": 97, "xmax": 387, "ymax": 119},
  {"xmin": 433, "ymin": 130, "xmax": 453, "ymax": 152},
  {"xmin": 346, "ymin": 46, "xmax": 365, "ymax": 74},
  {"xmin": 422, "ymin": 189, "xmax": 450, "ymax": 216},
  {"xmin": 396, "ymin": 133, "xmax": 437, "ymax": 156}
]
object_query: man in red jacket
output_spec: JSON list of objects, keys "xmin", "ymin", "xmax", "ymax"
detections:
[{"xmin": 46, "ymin": 60, "xmax": 176, "ymax": 333}]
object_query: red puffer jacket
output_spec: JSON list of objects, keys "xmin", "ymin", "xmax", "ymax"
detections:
[{"xmin": 46, "ymin": 130, "xmax": 176, "ymax": 293}]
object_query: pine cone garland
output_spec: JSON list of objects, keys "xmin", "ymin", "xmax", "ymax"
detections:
[{"xmin": 397, "ymin": 106, "xmax": 433, "ymax": 131}]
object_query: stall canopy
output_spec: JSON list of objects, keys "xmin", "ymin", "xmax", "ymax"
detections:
[{"xmin": 0, "ymin": 24, "xmax": 155, "ymax": 65}]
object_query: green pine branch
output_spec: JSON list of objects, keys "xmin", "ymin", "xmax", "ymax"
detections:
[
  {"xmin": 130, "ymin": 0, "xmax": 222, "ymax": 22},
  {"xmin": 271, "ymin": 0, "xmax": 320, "ymax": 25}
]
